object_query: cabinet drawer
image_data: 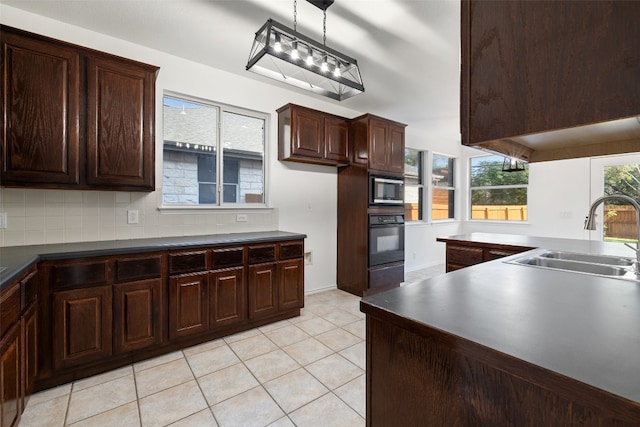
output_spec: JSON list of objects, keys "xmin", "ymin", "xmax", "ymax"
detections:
[
  {"xmin": 212, "ymin": 247, "xmax": 244, "ymax": 269},
  {"xmin": 446, "ymin": 246, "xmax": 484, "ymax": 266},
  {"xmin": 248, "ymin": 245, "xmax": 276, "ymax": 264},
  {"xmin": 279, "ymin": 241, "xmax": 303, "ymax": 260},
  {"xmin": 0, "ymin": 282, "xmax": 20, "ymax": 336},
  {"xmin": 169, "ymin": 251, "xmax": 208, "ymax": 274},
  {"xmin": 115, "ymin": 254, "xmax": 162, "ymax": 282},
  {"xmin": 51, "ymin": 259, "xmax": 110, "ymax": 290},
  {"xmin": 486, "ymin": 249, "xmax": 522, "ymax": 261}
]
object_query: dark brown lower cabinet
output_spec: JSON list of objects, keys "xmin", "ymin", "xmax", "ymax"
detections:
[
  {"xmin": 210, "ymin": 267, "xmax": 246, "ymax": 328},
  {"xmin": 278, "ymin": 259, "xmax": 304, "ymax": 311},
  {"xmin": 113, "ymin": 279, "xmax": 163, "ymax": 353},
  {"xmin": 169, "ymin": 273, "xmax": 209, "ymax": 339},
  {"xmin": 52, "ymin": 286, "xmax": 112, "ymax": 370},
  {"xmin": 0, "ymin": 323, "xmax": 20, "ymax": 427},
  {"xmin": 248, "ymin": 263, "xmax": 278, "ymax": 319},
  {"xmin": 21, "ymin": 302, "xmax": 38, "ymax": 404},
  {"xmin": 25, "ymin": 237, "xmax": 304, "ymax": 401}
]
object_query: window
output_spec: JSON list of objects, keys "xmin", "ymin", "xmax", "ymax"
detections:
[
  {"xmin": 469, "ymin": 155, "xmax": 528, "ymax": 221},
  {"xmin": 404, "ymin": 148, "xmax": 423, "ymax": 221},
  {"xmin": 162, "ymin": 94, "xmax": 266, "ymax": 206},
  {"xmin": 602, "ymin": 163, "xmax": 640, "ymax": 243},
  {"xmin": 432, "ymin": 154, "xmax": 455, "ymax": 220}
]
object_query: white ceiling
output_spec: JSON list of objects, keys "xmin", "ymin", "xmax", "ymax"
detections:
[{"xmin": 3, "ymin": 0, "xmax": 461, "ymax": 133}]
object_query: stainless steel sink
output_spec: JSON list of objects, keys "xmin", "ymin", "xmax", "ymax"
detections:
[
  {"xmin": 506, "ymin": 249, "xmax": 639, "ymax": 282},
  {"xmin": 538, "ymin": 250, "xmax": 634, "ymax": 266}
]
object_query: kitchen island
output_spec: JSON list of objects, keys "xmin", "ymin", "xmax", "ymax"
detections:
[{"xmin": 361, "ymin": 234, "xmax": 640, "ymax": 426}]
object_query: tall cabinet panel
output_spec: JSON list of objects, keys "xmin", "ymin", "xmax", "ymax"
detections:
[
  {"xmin": 86, "ymin": 55, "xmax": 155, "ymax": 189},
  {"xmin": 1, "ymin": 30, "xmax": 80, "ymax": 186},
  {"xmin": 461, "ymin": 0, "xmax": 640, "ymax": 161}
]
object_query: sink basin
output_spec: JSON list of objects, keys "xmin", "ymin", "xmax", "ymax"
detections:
[
  {"xmin": 539, "ymin": 250, "xmax": 634, "ymax": 266},
  {"xmin": 515, "ymin": 256, "xmax": 629, "ymax": 276},
  {"xmin": 506, "ymin": 249, "xmax": 639, "ymax": 282}
]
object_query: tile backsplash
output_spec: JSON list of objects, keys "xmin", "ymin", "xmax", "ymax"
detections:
[{"xmin": 0, "ymin": 188, "xmax": 277, "ymax": 247}]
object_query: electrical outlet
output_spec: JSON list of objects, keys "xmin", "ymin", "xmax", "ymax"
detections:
[
  {"xmin": 127, "ymin": 210, "xmax": 139, "ymax": 224},
  {"xmin": 236, "ymin": 214, "xmax": 248, "ymax": 222},
  {"xmin": 304, "ymin": 251, "xmax": 313, "ymax": 265},
  {"xmin": 0, "ymin": 212, "xmax": 7, "ymax": 229}
]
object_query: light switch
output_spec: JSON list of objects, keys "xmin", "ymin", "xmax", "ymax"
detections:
[{"xmin": 0, "ymin": 213, "xmax": 7, "ymax": 229}]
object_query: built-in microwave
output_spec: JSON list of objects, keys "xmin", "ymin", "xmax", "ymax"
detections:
[{"xmin": 370, "ymin": 175, "xmax": 404, "ymax": 205}]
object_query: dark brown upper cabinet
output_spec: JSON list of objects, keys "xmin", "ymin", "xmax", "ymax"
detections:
[
  {"xmin": 461, "ymin": 0, "xmax": 640, "ymax": 163},
  {"xmin": 1, "ymin": 26, "xmax": 158, "ymax": 191},
  {"xmin": 350, "ymin": 114, "xmax": 406, "ymax": 174},
  {"xmin": 277, "ymin": 104, "xmax": 350, "ymax": 166}
]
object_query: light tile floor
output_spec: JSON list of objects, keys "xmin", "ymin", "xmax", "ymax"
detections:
[{"xmin": 19, "ymin": 265, "xmax": 444, "ymax": 427}]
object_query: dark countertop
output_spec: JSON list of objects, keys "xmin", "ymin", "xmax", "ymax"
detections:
[
  {"xmin": 362, "ymin": 233, "xmax": 640, "ymax": 405},
  {"xmin": 0, "ymin": 230, "xmax": 306, "ymax": 289},
  {"xmin": 436, "ymin": 232, "xmax": 635, "ymax": 256}
]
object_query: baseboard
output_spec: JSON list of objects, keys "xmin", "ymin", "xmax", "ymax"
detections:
[{"xmin": 304, "ymin": 284, "xmax": 338, "ymax": 296}]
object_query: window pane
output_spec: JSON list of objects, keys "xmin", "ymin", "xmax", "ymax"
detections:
[
  {"xmin": 222, "ymin": 111, "xmax": 265, "ymax": 204},
  {"xmin": 404, "ymin": 148, "xmax": 422, "ymax": 221},
  {"xmin": 470, "ymin": 155, "xmax": 528, "ymax": 187},
  {"xmin": 603, "ymin": 164, "xmax": 640, "ymax": 242},
  {"xmin": 404, "ymin": 148, "xmax": 421, "ymax": 184},
  {"xmin": 162, "ymin": 96, "xmax": 218, "ymax": 205},
  {"xmin": 470, "ymin": 188, "xmax": 528, "ymax": 220},
  {"xmin": 432, "ymin": 154, "xmax": 454, "ymax": 187},
  {"xmin": 404, "ymin": 185, "xmax": 422, "ymax": 221},
  {"xmin": 432, "ymin": 188, "xmax": 454, "ymax": 219}
]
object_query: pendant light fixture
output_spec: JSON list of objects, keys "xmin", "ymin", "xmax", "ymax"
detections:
[
  {"xmin": 502, "ymin": 156, "xmax": 527, "ymax": 172},
  {"xmin": 246, "ymin": 0, "xmax": 365, "ymax": 101}
]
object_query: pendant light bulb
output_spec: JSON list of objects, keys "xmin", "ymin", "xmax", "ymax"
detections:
[
  {"xmin": 333, "ymin": 66, "xmax": 341, "ymax": 78},
  {"xmin": 290, "ymin": 40, "xmax": 299, "ymax": 60},
  {"xmin": 274, "ymin": 33, "xmax": 282, "ymax": 53},
  {"xmin": 321, "ymin": 54, "xmax": 329, "ymax": 73},
  {"xmin": 306, "ymin": 47, "xmax": 314, "ymax": 66}
]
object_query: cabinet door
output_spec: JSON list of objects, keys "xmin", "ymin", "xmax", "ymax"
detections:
[
  {"xmin": 169, "ymin": 273, "xmax": 208, "ymax": 339},
  {"xmin": 461, "ymin": 1, "xmax": 640, "ymax": 147},
  {"xmin": 387, "ymin": 124, "xmax": 405, "ymax": 174},
  {"xmin": 113, "ymin": 279, "xmax": 163, "ymax": 353},
  {"xmin": 22, "ymin": 302, "xmax": 38, "ymax": 404},
  {"xmin": 85, "ymin": 54, "xmax": 156, "ymax": 189},
  {"xmin": 0, "ymin": 323, "xmax": 20, "ymax": 427},
  {"xmin": 248, "ymin": 263, "xmax": 278, "ymax": 320},
  {"xmin": 1, "ymin": 30, "xmax": 80, "ymax": 186},
  {"xmin": 368, "ymin": 119, "xmax": 389, "ymax": 172},
  {"xmin": 210, "ymin": 267, "xmax": 246, "ymax": 328},
  {"xmin": 291, "ymin": 107, "xmax": 323, "ymax": 159},
  {"xmin": 53, "ymin": 286, "xmax": 112, "ymax": 370},
  {"xmin": 324, "ymin": 116, "xmax": 349, "ymax": 163},
  {"xmin": 278, "ymin": 259, "xmax": 304, "ymax": 311}
]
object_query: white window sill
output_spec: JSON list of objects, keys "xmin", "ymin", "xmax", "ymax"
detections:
[{"xmin": 158, "ymin": 205, "xmax": 273, "ymax": 212}]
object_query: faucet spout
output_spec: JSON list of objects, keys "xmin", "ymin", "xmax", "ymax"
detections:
[{"xmin": 584, "ymin": 194, "xmax": 640, "ymax": 272}]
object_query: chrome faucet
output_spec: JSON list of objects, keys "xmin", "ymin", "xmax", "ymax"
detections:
[{"xmin": 584, "ymin": 194, "xmax": 640, "ymax": 272}]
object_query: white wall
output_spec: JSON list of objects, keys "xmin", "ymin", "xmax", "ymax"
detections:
[
  {"xmin": 5, "ymin": 5, "xmax": 630, "ymax": 290},
  {"xmin": 0, "ymin": 5, "xmax": 364, "ymax": 294}
]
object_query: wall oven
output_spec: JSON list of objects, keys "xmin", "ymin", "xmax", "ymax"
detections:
[
  {"xmin": 369, "ymin": 214, "xmax": 405, "ymax": 267},
  {"xmin": 370, "ymin": 175, "xmax": 404, "ymax": 205}
]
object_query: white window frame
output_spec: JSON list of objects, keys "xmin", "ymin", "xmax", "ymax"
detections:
[
  {"xmin": 160, "ymin": 91, "xmax": 270, "ymax": 210},
  {"xmin": 404, "ymin": 148, "xmax": 425, "ymax": 222},
  {"xmin": 430, "ymin": 152, "xmax": 457, "ymax": 222}
]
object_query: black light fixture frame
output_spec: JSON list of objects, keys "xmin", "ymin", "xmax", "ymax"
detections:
[{"xmin": 246, "ymin": 18, "xmax": 365, "ymax": 101}]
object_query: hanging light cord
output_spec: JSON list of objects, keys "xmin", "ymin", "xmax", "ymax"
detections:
[
  {"xmin": 293, "ymin": 0, "xmax": 297, "ymax": 31},
  {"xmin": 323, "ymin": 9, "xmax": 327, "ymax": 46}
]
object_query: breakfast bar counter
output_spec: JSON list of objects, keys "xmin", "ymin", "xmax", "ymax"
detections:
[{"xmin": 361, "ymin": 234, "xmax": 640, "ymax": 426}]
